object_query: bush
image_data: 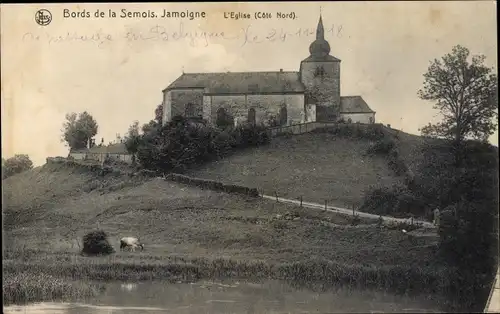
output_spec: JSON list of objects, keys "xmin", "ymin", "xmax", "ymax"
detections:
[
  {"xmin": 366, "ymin": 138, "xmax": 395, "ymax": 155},
  {"xmin": 2, "ymin": 154, "xmax": 34, "ymax": 179},
  {"xmin": 81, "ymin": 230, "xmax": 115, "ymax": 256},
  {"xmin": 137, "ymin": 116, "xmax": 270, "ymax": 173},
  {"xmin": 360, "ymin": 184, "xmax": 428, "ymax": 219},
  {"xmin": 313, "ymin": 123, "xmax": 386, "ymax": 141}
]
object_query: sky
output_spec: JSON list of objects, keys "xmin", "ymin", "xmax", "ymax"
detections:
[{"xmin": 1, "ymin": 1, "xmax": 497, "ymax": 166}]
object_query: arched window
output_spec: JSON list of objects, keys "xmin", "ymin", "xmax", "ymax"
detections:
[
  {"xmin": 216, "ymin": 108, "xmax": 234, "ymax": 129},
  {"xmin": 347, "ymin": 118, "xmax": 352, "ymax": 124},
  {"xmin": 279, "ymin": 105, "xmax": 287, "ymax": 126},
  {"xmin": 247, "ymin": 108, "xmax": 256, "ymax": 126},
  {"xmin": 185, "ymin": 103, "xmax": 196, "ymax": 117},
  {"xmin": 369, "ymin": 116, "xmax": 375, "ymax": 124}
]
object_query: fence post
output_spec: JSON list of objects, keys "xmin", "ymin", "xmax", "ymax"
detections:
[
  {"xmin": 324, "ymin": 200, "xmax": 327, "ymax": 211},
  {"xmin": 275, "ymin": 191, "xmax": 279, "ymax": 202},
  {"xmin": 352, "ymin": 205, "xmax": 355, "ymax": 217},
  {"xmin": 300, "ymin": 196, "xmax": 303, "ymax": 207}
]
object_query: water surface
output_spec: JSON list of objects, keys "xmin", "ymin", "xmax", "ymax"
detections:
[{"xmin": 4, "ymin": 279, "xmax": 444, "ymax": 313}]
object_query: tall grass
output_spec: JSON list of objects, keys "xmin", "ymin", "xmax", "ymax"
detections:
[
  {"xmin": 3, "ymin": 271, "xmax": 104, "ymax": 305},
  {"xmin": 4, "ymin": 249, "xmax": 458, "ymax": 298}
]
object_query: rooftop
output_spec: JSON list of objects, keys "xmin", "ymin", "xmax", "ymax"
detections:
[
  {"xmin": 340, "ymin": 96, "xmax": 375, "ymax": 113},
  {"xmin": 69, "ymin": 142, "xmax": 129, "ymax": 155},
  {"xmin": 164, "ymin": 71, "xmax": 305, "ymax": 95}
]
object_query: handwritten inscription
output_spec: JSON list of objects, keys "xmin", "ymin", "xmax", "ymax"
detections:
[{"xmin": 21, "ymin": 22, "xmax": 343, "ymax": 48}]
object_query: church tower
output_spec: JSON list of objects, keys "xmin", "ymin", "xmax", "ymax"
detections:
[{"xmin": 300, "ymin": 13, "xmax": 341, "ymax": 122}]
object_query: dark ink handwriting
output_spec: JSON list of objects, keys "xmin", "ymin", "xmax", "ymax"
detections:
[{"xmin": 21, "ymin": 23, "xmax": 344, "ymax": 48}]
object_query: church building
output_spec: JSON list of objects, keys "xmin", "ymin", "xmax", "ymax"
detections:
[{"xmin": 162, "ymin": 15, "xmax": 376, "ymax": 127}]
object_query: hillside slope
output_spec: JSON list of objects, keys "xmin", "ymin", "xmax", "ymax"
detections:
[
  {"xmin": 3, "ymin": 162, "xmax": 438, "ymax": 267},
  {"xmin": 188, "ymin": 132, "xmax": 404, "ymax": 208}
]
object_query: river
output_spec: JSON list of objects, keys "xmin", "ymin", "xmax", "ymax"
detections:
[{"xmin": 4, "ymin": 279, "xmax": 444, "ymax": 313}]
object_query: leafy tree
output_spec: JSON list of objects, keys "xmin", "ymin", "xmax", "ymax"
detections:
[
  {"xmin": 418, "ymin": 45, "xmax": 498, "ymax": 148},
  {"xmin": 124, "ymin": 120, "xmax": 141, "ymax": 164},
  {"xmin": 140, "ymin": 104, "xmax": 164, "ymax": 134},
  {"xmin": 61, "ymin": 112, "xmax": 98, "ymax": 149},
  {"xmin": 2, "ymin": 154, "xmax": 34, "ymax": 179},
  {"xmin": 137, "ymin": 115, "xmax": 269, "ymax": 173},
  {"xmin": 154, "ymin": 104, "xmax": 163, "ymax": 125}
]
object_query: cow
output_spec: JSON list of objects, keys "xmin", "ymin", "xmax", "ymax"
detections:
[{"xmin": 120, "ymin": 237, "xmax": 144, "ymax": 252}]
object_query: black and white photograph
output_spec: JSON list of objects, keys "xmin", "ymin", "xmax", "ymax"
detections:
[{"xmin": 1, "ymin": 2, "xmax": 498, "ymax": 313}]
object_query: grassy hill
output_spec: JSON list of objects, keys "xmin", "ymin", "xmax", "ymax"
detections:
[
  {"xmin": 4, "ymin": 141, "xmax": 482, "ymax": 311},
  {"xmin": 4, "ymin": 123, "xmax": 496, "ymax": 311},
  {"xmin": 3, "ymin": 161, "xmax": 438, "ymax": 267},
  {"xmin": 187, "ymin": 126, "xmax": 426, "ymax": 208}
]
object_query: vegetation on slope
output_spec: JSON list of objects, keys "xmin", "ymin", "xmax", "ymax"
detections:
[
  {"xmin": 188, "ymin": 124, "xmax": 403, "ymax": 208},
  {"xmin": 130, "ymin": 115, "xmax": 270, "ymax": 174},
  {"xmin": 3, "ymin": 161, "xmax": 454, "ymax": 308}
]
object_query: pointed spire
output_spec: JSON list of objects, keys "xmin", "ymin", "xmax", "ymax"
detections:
[
  {"xmin": 316, "ymin": 8, "xmax": 324, "ymax": 40},
  {"xmin": 308, "ymin": 11, "xmax": 330, "ymax": 57}
]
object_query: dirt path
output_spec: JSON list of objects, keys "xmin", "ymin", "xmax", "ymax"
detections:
[{"xmin": 261, "ymin": 194, "xmax": 436, "ymax": 229}]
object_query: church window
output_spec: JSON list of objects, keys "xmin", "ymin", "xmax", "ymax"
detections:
[
  {"xmin": 247, "ymin": 108, "xmax": 256, "ymax": 126},
  {"xmin": 279, "ymin": 105, "xmax": 287, "ymax": 126},
  {"xmin": 185, "ymin": 103, "xmax": 196, "ymax": 117},
  {"xmin": 216, "ymin": 108, "xmax": 234, "ymax": 129},
  {"xmin": 314, "ymin": 66, "xmax": 326, "ymax": 77}
]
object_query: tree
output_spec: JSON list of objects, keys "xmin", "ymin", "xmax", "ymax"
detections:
[
  {"xmin": 124, "ymin": 120, "xmax": 141, "ymax": 164},
  {"xmin": 418, "ymin": 45, "xmax": 498, "ymax": 148},
  {"xmin": 2, "ymin": 154, "xmax": 34, "ymax": 179},
  {"xmin": 155, "ymin": 104, "xmax": 163, "ymax": 125},
  {"xmin": 61, "ymin": 111, "xmax": 98, "ymax": 149}
]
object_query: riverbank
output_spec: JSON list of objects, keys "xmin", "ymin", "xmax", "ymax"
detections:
[
  {"xmin": 2, "ymin": 162, "xmax": 458, "ymax": 311},
  {"xmin": 3, "ymin": 248, "xmax": 461, "ymax": 310}
]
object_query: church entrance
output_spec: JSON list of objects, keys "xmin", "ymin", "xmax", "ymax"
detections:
[
  {"xmin": 279, "ymin": 105, "xmax": 287, "ymax": 126},
  {"xmin": 247, "ymin": 108, "xmax": 256, "ymax": 126}
]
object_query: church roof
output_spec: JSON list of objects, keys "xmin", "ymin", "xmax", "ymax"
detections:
[
  {"xmin": 164, "ymin": 71, "xmax": 305, "ymax": 94},
  {"xmin": 340, "ymin": 96, "xmax": 375, "ymax": 113}
]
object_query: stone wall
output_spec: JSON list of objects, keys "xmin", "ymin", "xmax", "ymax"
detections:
[
  {"xmin": 207, "ymin": 93, "xmax": 305, "ymax": 126},
  {"xmin": 162, "ymin": 89, "xmax": 204, "ymax": 124},
  {"xmin": 300, "ymin": 60, "xmax": 341, "ymax": 121},
  {"xmin": 340, "ymin": 113, "xmax": 376, "ymax": 124}
]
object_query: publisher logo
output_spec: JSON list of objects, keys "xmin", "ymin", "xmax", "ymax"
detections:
[{"xmin": 35, "ymin": 9, "xmax": 52, "ymax": 26}]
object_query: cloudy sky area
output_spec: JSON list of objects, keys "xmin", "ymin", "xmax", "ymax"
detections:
[{"xmin": 1, "ymin": 2, "xmax": 497, "ymax": 166}]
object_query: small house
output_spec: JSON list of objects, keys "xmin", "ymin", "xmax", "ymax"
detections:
[{"xmin": 68, "ymin": 148, "xmax": 89, "ymax": 160}]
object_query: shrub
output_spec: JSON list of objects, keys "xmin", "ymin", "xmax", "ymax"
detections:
[
  {"xmin": 137, "ymin": 116, "xmax": 270, "ymax": 173},
  {"xmin": 366, "ymin": 138, "xmax": 395, "ymax": 155},
  {"xmin": 81, "ymin": 230, "xmax": 115, "ymax": 256},
  {"xmin": 360, "ymin": 184, "xmax": 428, "ymax": 219},
  {"xmin": 314, "ymin": 124, "xmax": 386, "ymax": 141}
]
